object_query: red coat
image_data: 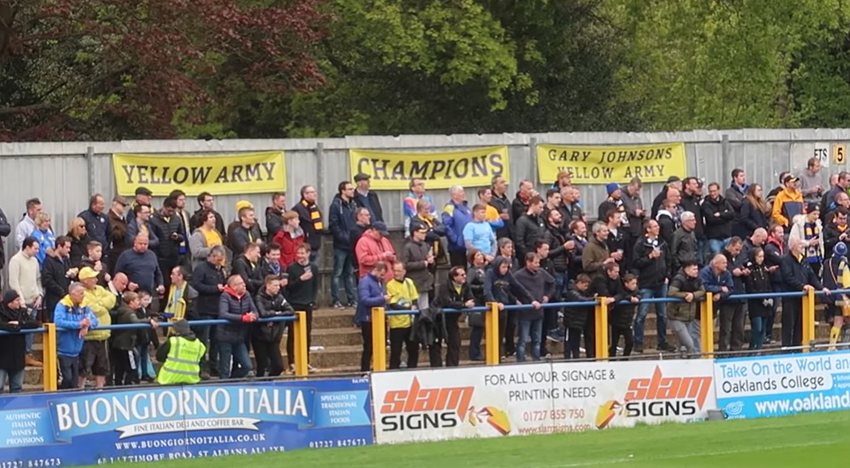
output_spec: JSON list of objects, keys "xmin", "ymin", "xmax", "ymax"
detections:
[
  {"xmin": 273, "ymin": 229, "xmax": 305, "ymax": 270},
  {"xmin": 355, "ymin": 234, "xmax": 396, "ymax": 279}
]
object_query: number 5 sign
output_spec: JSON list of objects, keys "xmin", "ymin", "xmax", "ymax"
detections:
[{"xmin": 834, "ymin": 144, "xmax": 847, "ymax": 165}]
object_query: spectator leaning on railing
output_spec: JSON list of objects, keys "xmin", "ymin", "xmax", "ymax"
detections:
[
  {"xmin": 54, "ymin": 283, "xmax": 99, "ymax": 389},
  {"xmin": 0, "ymin": 290, "xmax": 40, "ymax": 393}
]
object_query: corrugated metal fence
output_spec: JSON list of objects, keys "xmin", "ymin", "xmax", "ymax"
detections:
[{"xmin": 1, "ymin": 129, "xmax": 847, "ymax": 263}]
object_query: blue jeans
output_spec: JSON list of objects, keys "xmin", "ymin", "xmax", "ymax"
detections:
[
  {"xmin": 0, "ymin": 368, "xmax": 24, "ymax": 393},
  {"xmin": 332, "ymin": 248, "xmax": 358, "ymax": 305},
  {"xmin": 750, "ymin": 316, "xmax": 765, "ymax": 350},
  {"xmin": 634, "ymin": 284, "xmax": 669, "ymax": 347},
  {"xmin": 708, "ymin": 238, "xmax": 729, "ymax": 257},
  {"xmin": 517, "ymin": 318, "xmax": 542, "ymax": 362},
  {"xmin": 218, "ymin": 341, "xmax": 251, "ymax": 379}
]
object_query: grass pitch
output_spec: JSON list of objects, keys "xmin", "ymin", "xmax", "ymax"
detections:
[{"xmin": 100, "ymin": 411, "xmax": 848, "ymax": 467}]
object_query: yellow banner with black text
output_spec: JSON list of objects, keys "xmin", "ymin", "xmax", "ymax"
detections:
[
  {"xmin": 536, "ymin": 143, "xmax": 687, "ymax": 185},
  {"xmin": 349, "ymin": 146, "xmax": 510, "ymax": 190},
  {"xmin": 112, "ymin": 151, "xmax": 287, "ymax": 196}
]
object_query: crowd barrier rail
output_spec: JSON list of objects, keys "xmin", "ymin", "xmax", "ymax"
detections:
[
  {"xmin": 0, "ymin": 313, "xmax": 307, "ymax": 391},
  {"xmin": 370, "ymin": 288, "xmax": 850, "ymax": 371}
]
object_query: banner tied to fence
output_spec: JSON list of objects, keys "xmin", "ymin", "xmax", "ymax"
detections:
[
  {"xmin": 349, "ymin": 146, "xmax": 510, "ymax": 190},
  {"xmin": 112, "ymin": 151, "xmax": 286, "ymax": 196},
  {"xmin": 536, "ymin": 143, "xmax": 687, "ymax": 185}
]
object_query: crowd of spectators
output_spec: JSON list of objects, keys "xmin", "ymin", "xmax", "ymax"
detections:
[{"xmin": 0, "ymin": 157, "xmax": 848, "ymax": 392}]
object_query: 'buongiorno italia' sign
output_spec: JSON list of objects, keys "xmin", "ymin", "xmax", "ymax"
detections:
[{"xmin": 0, "ymin": 378, "xmax": 372, "ymax": 466}]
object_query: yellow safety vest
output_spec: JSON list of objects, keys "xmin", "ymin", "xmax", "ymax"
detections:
[{"xmin": 156, "ymin": 336, "xmax": 206, "ymax": 385}]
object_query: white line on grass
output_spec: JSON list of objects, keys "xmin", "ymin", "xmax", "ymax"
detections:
[{"xmin": 553, "ymin": 439, "xmax": 838, "ymax": 467}]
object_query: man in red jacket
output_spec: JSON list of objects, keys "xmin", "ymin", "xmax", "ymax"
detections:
[{"xmin": 355, "ymin": 223, "xmax": 396, "ymax": 279}]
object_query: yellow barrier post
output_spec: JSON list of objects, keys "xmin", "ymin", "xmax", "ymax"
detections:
[
  {"xmin": 485, "ymin": 302, "xmax": 501, "ymax": 365},
  {"xmin": 594, "ymin": 297, "xmax": 609, "ymax": 359},
  {"xmin": 371, "ymin": 307, "xmax": 387, "ymax": 372},
  {"xmin": 42, "ymin": 323, "xmax": 58, "ymax": 392},
  {"xmin": 700, "ymin": 292, "xmax": 714, "ymax": 357},
  {"xmin": 802, "ymin": 288, "xmax": 816, "ymax": 351},
  {"xmin": 293, "ymin": 312, "xmax": 309, "ymax": 377}
]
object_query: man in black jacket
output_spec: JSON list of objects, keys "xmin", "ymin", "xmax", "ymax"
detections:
[
  {"xmin": 228, "ymin": 206, "xmax": 263, "ymax": 256},
  {"xmin": 190, "ymin": 246, "xmax": 226, "ymax": 375},
  {"xmin": 513, "ymin": 253, "xmax": 553, "ymax": 362},
  {"xmin": 0, "ymin": 208, "xmax": 10, "ymax": 288},
  {"xmin": 489, "ymin": 175, "xmax": 513, "ymax": 240},
  {"xmin": 353, "ymin": 173, "xmax": 384, "ymax": 223},
  {"xmin": 232, "ymin": 243, "xmax": 264, "ymax": 297},
  {"xmin": 265, "ymin": 192, "xmax": 287, "ymax": 241},
  {"xmin": 329, "ymin": 181, "xmax": 359, "ymax": 308},
  {"xmin": 703, "ymin": 182, "xmax": 735, "ymax": 257},
  {"xmin": 42, "ymin": 236, "xmax": 77, "ymax": 322},
  {"xmin": 150, "ymin": 197, "xmax": 185, "ymax": 294},
  {"xmin": 253, "ymin": 275, "xmax": 293, "ymax": 377},
  {"xmin": 78, "ymin": 194, "xmax": 110, "ymax": 257},
  {"xmin": 632, "ymin": 219, "xmax": 675, "ymax": 353},
  {"xmin": 0, "ymin": 290, "xmax": 41, "ymax": 393},
  {"xmin": 293, "ymin": 185, "xmax": 324, "ymax": 263},
  {"xmin": 515, "ymin": 195, "xmax": 546, "ymax": 260},
  {"xmin": 780, "ymin": 238, "xmax": 830, "ymax": 349},
  {"xmin": 286, "ymin": 244, "xmax": 318, "ymax": 370},
  {"xmin": 680, "ymin": 177, "xmax": 705, "ymax": 260}
]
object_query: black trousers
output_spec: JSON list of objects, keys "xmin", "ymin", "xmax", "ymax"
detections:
[
  {"xmin": 360, "ymin": 324, "xmax": 373, "ymax": 372},
  {"xmin": 583, "ymin": 311, "xmax": 596, "ymax": 359},
  {"xmin": 111, "ymin": 348, "xmax": 138, "ymax": 386},
  {"xmin": 389, "ymin": 327, "xmax": 419, "ymax": 369},
  {"xmin": 429, "ymin": 314, "xmax": 460, "ymax": 367},
  {"xmin": 565, "ymin": 327, "xmax": 583, "ymax": 359},
  {"xmin": 502, "ymin": 313, "xmax": 517, "ymax": 357},
  {"xmin": 782, "ymin": 298, "xmax": 803, "ymax": 349},
  {"xmin": 252, "ymin": 337, "xmax": 284, "ymax": 377},
  {"xmin": 610, "ymin": 325, "xmax": 634, "ymax": 357},
  {"xmin": 286, "ymin": 305, "xmax": 313, "ymax": 367},
  {"xmin": 449, "ymin": 250, "xmax": 467, "ymax": 268},
  {"xmin": 719, "ymin": 302, "xmax": 746, "ymax": 351}
]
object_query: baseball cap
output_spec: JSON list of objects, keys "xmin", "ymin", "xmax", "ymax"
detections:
[
  {"xmin": 135, "ymin": 187, "xmax": 153, "ymax": 196},
  {"xmin": 783, "ymin": 174, "xmax": 800, "ymax": 184},
  {"xmin": 354, "ymin": 173, "xmax": 371, "ymax": 182},
  {"xmin": 112, "ymin": 195, "xmax": 128, "ymax": 206}
]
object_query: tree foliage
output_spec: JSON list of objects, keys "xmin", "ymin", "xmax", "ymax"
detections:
[
  {"xmin": 6, "ymin": 0, "xmax": 850, "ymax": 141},
  {"xmin": 0, "ymin": 0, "xmax": 327, "ymax": 140}
]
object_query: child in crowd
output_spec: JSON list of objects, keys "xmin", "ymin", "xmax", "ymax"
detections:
[
  {"xmin": 563, "ymin": 274, "xmax": 594, "ymax": 359},
  {"xmin": 610, "ymin": 274, "xmax": 640, "ymax": 357}
]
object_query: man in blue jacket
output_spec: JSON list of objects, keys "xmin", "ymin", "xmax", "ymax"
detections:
[
  {"xmin": 54, "ymin": 283, "xmax": 99, "ymax": 389},
  {"xmin": 355, "ymin": 261, "xmax": 388, "ymax": 372},
  {"xmin": 329, "ymin": 181, "xmax": 359, "ymax": 308},
  {"xmin": 441, "ymin": 185, "xmax": 472, "ymax": 268},
  {"xmin": 699, "ymin": 253, "xmax": 735, "ymax": 352}
]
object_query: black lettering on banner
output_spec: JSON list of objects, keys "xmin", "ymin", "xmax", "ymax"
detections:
[
  {"xmin": 454, "ymin": 158, "xmax": 468, "ymax": 178},
  {"xmin": 214, "ymin": 166, "xmax": 229, "ymax": 183},
  {"xmin": 231, "ymin": 165, "xmax": 244, "ymax": 182},
  {"xmin": 245, "ymin": 164, "xmax": 261, "ymax": 181},
  {"xmin": 261, "ymin": 162, "xmax": 276, "ymax": 180},
  {"xmin": 390, "ymin": 161, "xmax": 405, "ymax": 180},
  {"xmin": 409, "ymin": 161, "xmax": 429, "ymax": 179},
  {"xmin": 357, "ymin": 158, "xmax": 370, "ymax": 175},
  {"xmin": 137, "ymin": 166, "xmax": 150, "ymax": 184},
  {"xmin": 471, "ymin": 155, "xmax": 486, "ymax": 176},
  {"xmin": 192, "ymin": 166, "xmax": 212, "ymax": 184},
  {"xmin": 122, "ymin": 165, "xmax": 135, "ymax": 183},
  {"xmin": 430, "ymin": 160, "xmax": 447, "ymax": 179},
  {"xmin": 488, "ymin": 152, "xmax": 504, "ymax": 175},
  {"xmin": 172, "ymin": 167, "xmax": 189, "ymax": 184},
  {"xmin": 373, "ymin": 159, "xmax": 389, "ymax": 179}
]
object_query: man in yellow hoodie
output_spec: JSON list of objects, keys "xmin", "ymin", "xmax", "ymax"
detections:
[
  {"xmin": 79, "ymin": 267, "xmax": 116, "ymax": 388},
  {"xmin": 386, "ymin": 263, "xmax": 419, "ymax": 370},
  {"xmin": 772, "ymin": 174, "xmax": 804, "ymax": 230}
]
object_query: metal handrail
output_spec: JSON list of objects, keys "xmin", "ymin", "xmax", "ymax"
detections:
[{"xmin": 381, "ymin": 287, "xmax": 850, "ymax": 317}]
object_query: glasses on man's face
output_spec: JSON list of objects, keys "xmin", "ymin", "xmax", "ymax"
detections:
[{"xmin": 455, "ymin": 272, "xmax": 467, "ymax": 278}]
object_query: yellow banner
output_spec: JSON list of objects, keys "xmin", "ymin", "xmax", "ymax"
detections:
[
  {"xmin": 536, "ymin": 143, "xmax": 687, "ymax": 185},
  {"xmin": 112, "ymin": 151, "xmax": 286, "ymax": 196},
  {"xmin": 349, "ymin": 146, "xmax": 510, "ymax": 190}
]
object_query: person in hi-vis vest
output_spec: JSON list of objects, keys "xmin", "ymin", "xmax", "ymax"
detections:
[{"xmin": 156, "ymin": 319, "xmax": 206, "ymax": 385}]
